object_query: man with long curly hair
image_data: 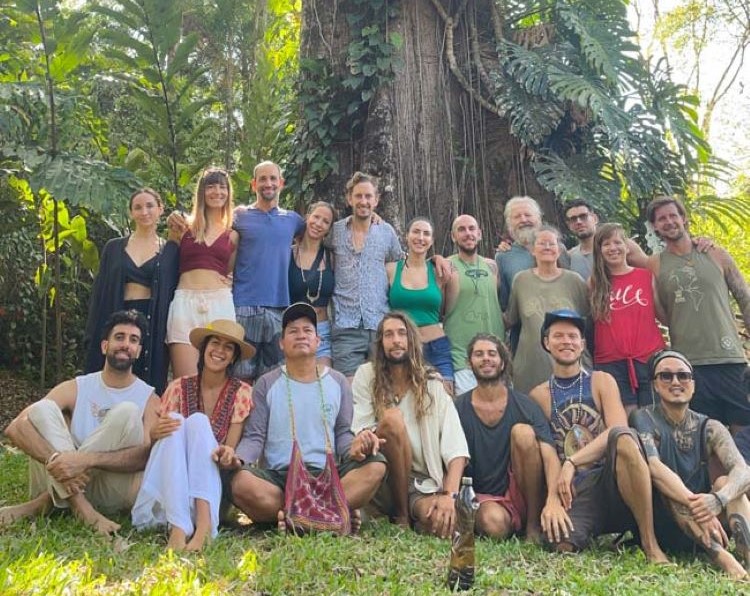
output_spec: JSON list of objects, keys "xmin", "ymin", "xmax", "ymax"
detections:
[{"xmin": 351, "ymin": 312, "xmax": 469, "ymax": 536}]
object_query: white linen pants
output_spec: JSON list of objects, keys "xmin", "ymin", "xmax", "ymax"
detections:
[{"xmin": 131, "ymin": 412, "xmax": 220, "ymax": 538}]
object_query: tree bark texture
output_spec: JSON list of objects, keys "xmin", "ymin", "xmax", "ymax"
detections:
[{"xmin": 301, "ymin": 0, "xmax": 556, "ymax": 254}]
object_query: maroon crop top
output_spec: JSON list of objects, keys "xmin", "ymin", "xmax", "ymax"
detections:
[{"xmin": 178, "ymin": 229, "xmax": 233, "ymax": 275}]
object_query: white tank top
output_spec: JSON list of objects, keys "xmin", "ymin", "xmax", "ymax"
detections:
[{"xmin": 70, "ymin": 372, "xmax": 153, "ymax": 447}]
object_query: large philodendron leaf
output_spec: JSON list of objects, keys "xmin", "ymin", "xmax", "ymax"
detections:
[
  {"xmin": 532, "ymin": 150, "xmax": 620, "ymax": 207},
  {"xmin": 26, "ymin": 151, "xmax": 142, "ymax": 214},
  {"xmin": 689, "ymin": 194, "xmax": 750, "ymax": 232},
  {"xmin": 492, "ymin": 78, "xmax": 565, "ymax": 145}
]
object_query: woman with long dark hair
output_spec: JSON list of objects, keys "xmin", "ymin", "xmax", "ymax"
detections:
[
  {"xmin": 84, "ymin": 188, "xmax": 178, "ymax": 394},
  {"xmin": 132, "ymin": 319, "xmax": 254, "ymax": 551}
]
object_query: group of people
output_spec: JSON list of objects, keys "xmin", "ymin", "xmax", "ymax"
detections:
[{"xmin": 2, "ymin": 163, "xmax": 750, "ymax": 579}]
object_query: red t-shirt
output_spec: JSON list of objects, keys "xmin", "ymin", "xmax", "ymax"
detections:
[{"xmin": 594, "ymin": 267, "xmax": 665, "ymax": 364}]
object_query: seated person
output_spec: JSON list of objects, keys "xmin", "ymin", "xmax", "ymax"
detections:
[
  {"xmin": 1, "ymin": 310, "xmax": 159, "ymax": 536},
  {"xmin": 351, "ymin": 311, "xmax": 469, "ymax": 537},
  {"xmin": 631, "ymin": 350, "xmax": 750, "ymax": 579},
  {"xmin": 229, "ymin": 303, "xmax": 386, "ymax": 531},
  {"xmin": 455, "ymin": 333, "xmax": 558, "ymax": 543},
  {"xmin": 132, "ymin": 319, "xmax": 254, "ymax": 551},
  {"xmin": 529, "ymin": 310, "xmax": 667, "ymax": 563}
]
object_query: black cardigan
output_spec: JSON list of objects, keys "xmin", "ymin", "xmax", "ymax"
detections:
[{"xmin": 83, "ymin": 236, "xmax": 179, "ymax": 394}]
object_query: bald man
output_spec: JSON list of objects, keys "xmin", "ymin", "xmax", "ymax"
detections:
[{"xmin": 444, "ymin": 215, "xmax": 505, "ymax": 396}]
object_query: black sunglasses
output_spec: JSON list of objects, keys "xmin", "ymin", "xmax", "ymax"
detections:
[{"xmin": 654, "ymin": 371, "xmax": 693, "ymax": 383}]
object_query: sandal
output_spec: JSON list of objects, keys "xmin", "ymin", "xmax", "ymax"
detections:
[{"xmin": 729, "ymin": 513, "xmax": 750, "ymax": 571}]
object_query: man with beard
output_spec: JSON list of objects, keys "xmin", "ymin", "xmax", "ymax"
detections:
[
  {"xmin": 351, "ymin": 312, "xmax": 469, "ymax": 534},
  {"xmin": 444, "ymin": 215, "xmax": 505, "ymax": 395},
  {"xmin": 495, "ymin": 195, "xmax": 570, "ymax": 311},
  {"xmin": 642, "ymin": 196, "xmax": 750, "ymax": 429},
  {"xmin": 528, "ymin": 310, "xmax": 668, "ymax": 563},
  {"xmin": 328, "ymin": 172, "xmax": 403, "ymax": 379},
  {"xmin": 630, "ymin": 350, "xmax": 750, "ymax": 579},
  {"xmin": 563, "ymin": 199, "xmax": 598, "ymax": 280},
  {"xmin": 1, "ymin": 310, "xmax": 160, "ymax": 536},
  {"xmin": 454, "ymin": 333, "xmax": 559, "ymax": 542}
]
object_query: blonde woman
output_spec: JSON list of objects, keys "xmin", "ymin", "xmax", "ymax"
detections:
[{"xmin": 167, "ymin": 168, "xmax": 238, "ymax": 377}]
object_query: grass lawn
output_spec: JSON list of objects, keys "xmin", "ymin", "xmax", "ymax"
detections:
[{"xmin": 0, "ymin": 446, "xmax": 745, "ymax": 595}]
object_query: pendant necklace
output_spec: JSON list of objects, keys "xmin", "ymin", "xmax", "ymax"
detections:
[{"xmin": 297, "ymin": 246, "xmax": 324, "ymax": 303}]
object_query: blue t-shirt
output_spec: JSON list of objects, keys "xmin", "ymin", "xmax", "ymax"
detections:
[{"xmin": 232, "ymin": 205, "xmax": 304, "ymax": 308}]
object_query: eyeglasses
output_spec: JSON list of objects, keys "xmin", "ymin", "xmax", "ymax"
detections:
[
  {"xmin": 534, "ymin": 241, "xmax": 557, "ymax": 248},
  {"xmin": 566, "ymin": 213, "xmax": 590, "ymax": 223},
  {"xmin": 654, "ymin": 371, "xmax": 693, "ymax": 383}
]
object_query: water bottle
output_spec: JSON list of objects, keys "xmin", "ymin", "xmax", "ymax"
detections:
[{"xmin": 447, "ymin": 477, "xmax": 478, "ymax": 591}]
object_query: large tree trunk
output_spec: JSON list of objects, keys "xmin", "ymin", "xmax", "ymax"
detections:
[{"xmin": 300, "ymin": 0, "xmax": 555, "ymax": 254}]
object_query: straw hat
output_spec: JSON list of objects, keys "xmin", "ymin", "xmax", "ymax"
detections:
[{"xmin": 189, "ymin": 319, "xmax": 256, "ymax": 360}]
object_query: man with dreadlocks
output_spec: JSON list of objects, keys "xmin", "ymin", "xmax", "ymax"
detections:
[{"xmin": 351, "ymin": 311, "xmax": 469, "ymax": 536}]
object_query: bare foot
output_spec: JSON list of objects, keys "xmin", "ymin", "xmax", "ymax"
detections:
[
  {"xmin": 715, "ymin": 549, "xmax": 748, "ymax": 580},
  {"xmin": 167, "ymin": 526, "xmax": 187, "ymax": 551},
  {"xmin": 350, "ymin": 509, "xmax": 362, "ymax": 535},
  {"xmin": 185, "ymin": 529, "xmax": 210, "ymax": 552},
  {"xmin": 69, "ymin": 494, "xmax": 120, "ymax": 536},
  {"xmin": 525, "ymin": 524, "xmax": 544, "ymax": 545},
  {"xmin": 277, "ymin": 510, "xmax": 287, "ymax": 535},
  {"xmin": 644, "ymin": 547, "xmax": 670, "ymax": 565},
  {"xmin": 0, "ymin": 493, "xmax": 51, "ymax": 525}
]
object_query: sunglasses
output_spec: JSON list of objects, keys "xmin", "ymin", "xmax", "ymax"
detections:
[{"xmin": 654, "ymin": 371, "xmax": 693, "ymax": 383}]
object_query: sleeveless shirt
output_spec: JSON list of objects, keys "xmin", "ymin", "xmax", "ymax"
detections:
[
  {"xmin": 657, "ymin": 249, "xmax": 745, "ymax": 365},
  {"xmin": 288, "ymin": 245, "xmax": 335, "ymax": 307},
  {"xmin": 444, "ymin": 255, "xmax": 504, "ymax": 370},
  {"xmin": 70, "ymin": 371, "xmax": 153, "ymax": 447},
  {"xmin": 388, "ymin": 260, "xmax": 442, "ymax": 326},
  {"xmin": 595, "ymin": 267, "xmax": 665, "ymax": 389},
  {"xmin": 178, "ymin": 229, "xmax": 233, "ymax": 275},
  {"xmin": 548, "ymin": 370, "xmax": 604, "ymax": 460}
]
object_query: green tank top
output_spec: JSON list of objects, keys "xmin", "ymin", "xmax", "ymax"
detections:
[
  {"xmin": 388, "ymin": 260, "xmax": 442, "ymax": 327},
  {"xmin": 657, "ymin": 249, "xmax": 745, "ymax": 365},
  {"xmin": 444, "ymin": 255, "xmax": 505, "ymax": 370}
]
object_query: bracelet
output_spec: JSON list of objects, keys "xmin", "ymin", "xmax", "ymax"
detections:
[
  {"xmin": 436, "ymin": 490, "xmax": 459, "ymax": 499},
  {"xmin": 564, "ymin": 457, "xmax": 578, "ymax": 470},
  {"xmin": 45, "ymin": 451, "xmax": 60, "ymax": 466},
  {"xmin": 711, "ymin": 491, "xmax": 727, "ymax": 510}
]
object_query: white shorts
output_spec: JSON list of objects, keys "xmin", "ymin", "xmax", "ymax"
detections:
[{"xmin": 166, "ymin": 288, "xmax": 236, "ymax": 345}]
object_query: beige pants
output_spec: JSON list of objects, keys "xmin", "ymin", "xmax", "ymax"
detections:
[{"xmin": 28, "ymin": 400, "xmax": 144, "ymax": 514}]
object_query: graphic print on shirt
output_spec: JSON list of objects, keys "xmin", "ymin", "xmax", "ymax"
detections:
[
  {"xmin": 551, "ymin": 402, "xmax": 604, "ymax": 459},
  {"xmin": 668, "ymin": 264, "xmax": 704, "ymax": 311},
  {"xmin": 609, "ymin": 284, "xmax": 648, "ymax": 311}
]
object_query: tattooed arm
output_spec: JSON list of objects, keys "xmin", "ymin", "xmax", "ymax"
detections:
[
  {"xmin": 719, "ymin": 249, "xmax": 750, "ymax": 329},
  {"xmin": 689, "ymin": 420, "xmax": 750, "ymax": 523}
]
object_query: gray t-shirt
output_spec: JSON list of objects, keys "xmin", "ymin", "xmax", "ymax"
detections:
[{"xmin": 568, "ymin": 245, "xmax": 593, "ymax": 281}]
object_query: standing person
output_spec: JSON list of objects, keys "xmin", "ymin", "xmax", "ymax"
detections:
[
  {"xmin": 167, "ymin": 167, "xmax": 238, "ymax": 378},
  {"xmin": 455, "ymin": 333, "xmax": 560, "ymax": 542},
  {"xmin": 232, "ymin": 161, "xmax": 305, "ymax": 381},
  {"xmin": 631, "ymin": 350, "xmax": 750, "ymax": 579},
  {"xmin": 132, "ymin": 320, "xmax": 254, "ymax": 551},
  {"xmin": 351, "ymin": 312, "xmax": 469, "ymax": 535},
  {"xmin": 387, "ymin": 217, "xmax": 454, "ymax": 391},
  {"xmin": 645, "ymin": 196, "xmax": 750, "ymax": 428},
  {"xmin": 229, "ymin": 303, "xmax": 386, "ymax": 530},
  {"xmin": 529, "ymin": 310, "xmax": 667, "ymax": 563},
  {"xmin": 329, "ymin": 172, "xmax": 403, "ymax": 379},
  {"xmin": 589, "ymin": 223, "xmax": 666, "ymax": 411},
  {"xmin": 289, "ymin": 201, "xmax": 337, "ymax": 367},
  {"xmin": 505, "ymin": 226, "xmax": 590, "ymax": 394},
  {"xmin": 1, "ymin": 310, "xmax": 159, "ymax": 536},
  {"xmin": 563, "ymin": 199, "xmax": 598, "ymax": 280},
  {"xmin": 443, "ymin": 215, "xmax": 505, "ymax": 396},
  {"xmin": 84, "ymin": 188, "xmax": 178, "ymax": 394}
]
